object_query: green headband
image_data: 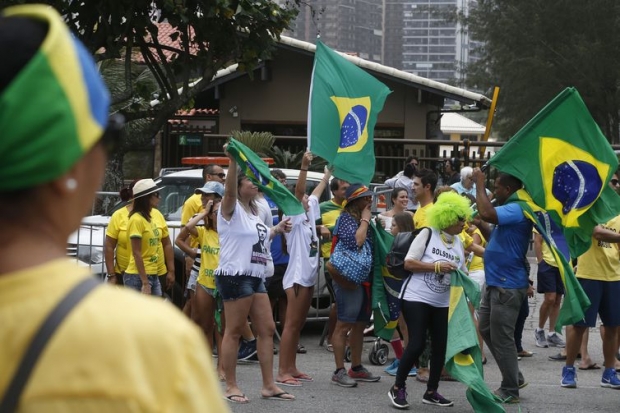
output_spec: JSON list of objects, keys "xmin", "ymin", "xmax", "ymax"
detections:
[{"xmin": 0, "ymin": 5, "xmax": 110, "ymax": 191}]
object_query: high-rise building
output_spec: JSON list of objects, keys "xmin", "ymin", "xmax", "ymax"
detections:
[
  {"xmin": 283, "ymin": 0, "xmax": 479, "ymax": 86},
  {"xmin": 284, "ymin": 0, "xmax": 384, "ymax": 63},
  {"xmin": 396, "ymin": 0, "xmax": 477, "ymax": 84}
]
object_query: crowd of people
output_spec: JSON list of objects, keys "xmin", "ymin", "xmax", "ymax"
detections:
[{"xmin": 3, "ymin": 5, "xmax": 620, "ymax": 412}]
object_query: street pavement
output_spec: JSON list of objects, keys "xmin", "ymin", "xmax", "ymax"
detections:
[{"xmin": 223, "ymin": 258, "xmax": 619, "ymax": 412}]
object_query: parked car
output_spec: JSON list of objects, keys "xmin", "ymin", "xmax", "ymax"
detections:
[{"xmin": 67, "ymin": 168, "xmax": 333, "ymax": 310}]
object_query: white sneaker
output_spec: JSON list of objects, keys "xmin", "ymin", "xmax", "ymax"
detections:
[
  {"xmin": 547, "ymin": 333, "xmax": 566, "ymax": 348},
  {"xmin": 534, "ymin": 328, "xmax": 548, "ymax": 348}
]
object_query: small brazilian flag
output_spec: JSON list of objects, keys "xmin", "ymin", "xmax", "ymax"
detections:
[
  {"xmin": 308, "ymin": 41, "xmax": 391, "ymax": 185},
  {"xmin": 445, "ymin": 270, "xmax": 505, "ymax": 413},
  {"xmin": 226, "ymin": 138, "xmax": 304, "ymax": 216},
  {"xmin": 488, "ymin": 87, "xmax": 620, "ymax": 257}
]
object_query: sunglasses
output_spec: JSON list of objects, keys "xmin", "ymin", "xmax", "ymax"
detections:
[
  {"xmin": 100, "ymin": 113, "xmax": 124, "ymax": 155},
  {"xmin": 612, "ymin": 179, "xmax": 619, "ymax": 186},
  {"xmin": 216, "ymin": 173, "xmax": 226, "ymax": 179}
]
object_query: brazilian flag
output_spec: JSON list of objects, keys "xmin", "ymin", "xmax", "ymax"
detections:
[
  {"xmin": 226, "ymin": 138, "xmax": 304, "ymax": 216},
  {"xmin": 488, "ymin": 87, "xmax": 620, "ymax": 257},
  {"xmin": 369, "ymin": 222, "xmax": 400, "ymax": 341},
  {"xmin": 308, "ymin": 41, "xmax": 391, "ymax": 186},
  {"xmin": 508, "ymin": 190, "xmax": 590, "ymax": 329},
  {"xmin": 445, "ymin": 270, "xmax": 505, "ymax": 413}
]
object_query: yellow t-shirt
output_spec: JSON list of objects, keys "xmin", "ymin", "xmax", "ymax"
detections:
[
  {"xmin": 126, "ymin": 212, "xmax": 169, "ymax": 275},
  {"xmin": 0, "ymin": 259, "xmax": 230, "ymax": 412},
  {"xmin": 319, "ymin": 200, "xmax": 344, "ymax": 258},
  {"xmin": 152, "ymin": 209, "xmax": 170, "ymax": 276},
  {"xmin": 105, "ymin": 206, "xmax": 131, "ymax": 273},
  {"xmin": 414, "ymin": 202, "xmax": 433, "ymax": 229},
  {"xmin": 196, "ymin": 227, "xmax": 220, "ymax": 289},
  {"xmin": 576, "ymin": 216, "xmax": 620, "ymax": 281},
  {"xmin": 533, "ymin": 228, "xmax": 563, "ymax": 268},
  {"xmin": 181, "ymin": 194, "xmax": 202, "ymax": 249},
  {"xmin": 468, "ymin": 227, "xmax": 486, "ymax": 272}
]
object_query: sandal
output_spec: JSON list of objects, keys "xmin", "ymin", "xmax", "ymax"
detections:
[{"xmin": 297, "ymin": 344, "xmax": 307, "ymax": 354}]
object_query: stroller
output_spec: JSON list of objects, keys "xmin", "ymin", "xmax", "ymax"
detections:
[{"xmin": 343, "ymin": 314, "xmax": 391, "ymax": 366}]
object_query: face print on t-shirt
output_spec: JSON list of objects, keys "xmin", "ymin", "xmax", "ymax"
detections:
[{"xmin": 251, "ymin": 223, "xmax": 269, "ymax": 265}]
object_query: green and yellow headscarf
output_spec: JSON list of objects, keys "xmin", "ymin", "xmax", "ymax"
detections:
[{"xmin": 0, "ymin": 5, "xmax": 110, "ymax": 191}]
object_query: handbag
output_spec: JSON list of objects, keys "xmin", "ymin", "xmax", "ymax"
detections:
[{"xmin": 329, "ymin": 239, "xmax": 373, "ymax": 285}]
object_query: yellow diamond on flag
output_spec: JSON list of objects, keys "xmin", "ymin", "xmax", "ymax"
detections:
[
  {"xmin": 454, "ymin": 352, "xmax": 475, "ymax": 367},
  {"xmin": 540, "ymin": 137, "xmax": 609, "ymax": 228},
  {"xmin": 330, "ymin": 96, "xmax": 371, "ymax": 153}
]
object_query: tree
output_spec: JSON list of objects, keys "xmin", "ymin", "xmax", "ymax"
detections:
[
  {"xmin": 4, "ymin": 0, "xmax": 301, "ymax": 189},
  {"xmin": 463, "ymin": 0, "xmax": 620, "ymax": 143}
]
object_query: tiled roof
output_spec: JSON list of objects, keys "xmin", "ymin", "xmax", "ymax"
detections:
[{"xmin": 168, "ymin": 108, "xmax": 218, "ymax": 124}]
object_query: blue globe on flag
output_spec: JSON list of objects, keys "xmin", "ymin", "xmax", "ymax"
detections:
[
  {"xmin": 339, "ymin": 105, "xmax": 368, "ymax": 149},
  {"xmin": 551, "ymin": 160, "xmax": 602, "ymax": 214}
]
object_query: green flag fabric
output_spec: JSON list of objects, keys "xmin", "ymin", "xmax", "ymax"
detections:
[
  {"xmin": 308, "ymin": 41, "xmax": 391, "ymax": 186},
  {"xmin": 487, "ymin": 87, "xmax": 620, "ymax": 258},
  {"xmin": 445, "ymin": 270, "xmax": 505, "ymax": 413},
  {"xmin": 226, "ymin": 138, "xmax": 304, "ymax": 216},
  {"xmin": 370, "ymin": 222, "xmax": 399, "ymax": 341},
  {"xmin": 508, "ymin": 190, "xmax": 590, "ymax": 329}
]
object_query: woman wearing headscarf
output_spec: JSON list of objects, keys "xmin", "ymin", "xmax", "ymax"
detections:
[
  {"xmin": 0, "ymin": 6, "xmax": 227, "ymax": 411},
  {"xmin": 329, "ymin": 184, "xmax": 381, "ymax": 388},
  {"xmin": 123, "ymin": 179, "xmax": 174, "ymax": 296},
  {"xmin": 215, "ymin": 145, "xmax": 293, "ymax": 404},
  {"xmin": 388, "ymin": 191, "xmax": 471, "ymax": 409}
]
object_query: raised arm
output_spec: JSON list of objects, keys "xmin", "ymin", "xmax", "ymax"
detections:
[
  {"xmin": 295, "ymin": 151, "xmax": 312, "ymax": 201},
  {"xmin": 472, "ymin": 167, "xmax": 498, "ymax": 224},
  {"xmin": 221, "ymin": 144, "xmax": 237, "ymax": 220},
  {"xmin": 312, "ymin": 165, "xmax": 332, "ymax": 199}
]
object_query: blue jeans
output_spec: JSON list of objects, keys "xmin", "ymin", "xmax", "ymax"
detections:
[
  {"xmin": 333, "ymin": 283, "xmax": 371, "ymax": 323},
  {"xmin": 123, "ymin": 274, "xmax": 162, "ymax": 296}
]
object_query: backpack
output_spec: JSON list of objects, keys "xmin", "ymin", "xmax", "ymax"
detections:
[{"xmin": 386, "ymin": 227, "xmax": 431, "ymax": 279}]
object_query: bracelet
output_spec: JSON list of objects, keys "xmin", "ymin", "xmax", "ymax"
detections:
[
  {"xmin": 360, "ymin": 218, "xmax": 370, "ymax": 224},
  {"xmin": 434, "ymin": 262, "xmax": 441, "ymax": 274}
]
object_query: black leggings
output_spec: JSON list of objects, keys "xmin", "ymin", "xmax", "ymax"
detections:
[{"xmin": 395, "ymin": 301, "xmax": 448, "ymax": 391}]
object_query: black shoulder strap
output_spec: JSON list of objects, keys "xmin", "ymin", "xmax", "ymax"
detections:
[{"xmin": 0, "ymin": 277, "xmax": 100, "ymax": 413}]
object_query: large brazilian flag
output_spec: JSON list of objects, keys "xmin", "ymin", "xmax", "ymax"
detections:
[
  {"xmin": 488, "ymin": 87, "xmax": 620, "ymax": 257},
  {"xmin": 445, "ymin": 270, "xmax": 505, "ymax": 413},
  {"xmin": 308, "ymin": 41, "xmax": 391, "ymax": 186}
]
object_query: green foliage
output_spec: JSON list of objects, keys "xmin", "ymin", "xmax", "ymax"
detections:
[
  {"xmin": 462, "ymin": 0, "xmax": 620, "ymax": 143},
  {"xmin": 230, "ymin": 130, "xmax": 275, "ymax": 156},
  {"xmin": 1, "ymin": 0, "xmax": 301, "ymax": 188},
  {"xmin": 268, "ymin": 146, "xmax": 304, "ymax": 169}
]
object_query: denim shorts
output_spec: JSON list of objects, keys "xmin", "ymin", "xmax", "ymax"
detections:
[
  {"xmin": 198, "ymin": 284, "xmax": 224, "ymax": 311},
  {"xmin": 333, "ymin": 282, "xmax": 371, "ymax": 323},
  {"xmin": 215, "ymin": 275, "xmax": 267, "ymax": 301},
  {"xmin": 123, "ymin": 274, "xmax": 162, "ymax": 296}
]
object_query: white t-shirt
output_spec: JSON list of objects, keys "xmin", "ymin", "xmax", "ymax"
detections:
[
  {"xmin": 215, "ymin": 201, "xmax": 271, "ymax": 278},
  {"xmin": 401, "ymin": 228, "xmax": 466, "ymax": 307},
  {"xmin": 254, "ymin": 196, "xmax": 274, "ymax": 277},
  {"xmin": 282, "ymin": 195, "xmax": 320, "ymax": 290}
]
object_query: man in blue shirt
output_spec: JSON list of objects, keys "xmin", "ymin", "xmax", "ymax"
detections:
[{"xmin": 472, "ymin": 168, "xmax": 533, "ymax": 404}]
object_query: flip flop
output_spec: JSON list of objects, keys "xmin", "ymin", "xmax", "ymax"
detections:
[
  {"xmin": 293, "ymin": 373, "xmax": 314, "ymax": 382},
  {"xmin": 297, "ymin": 344, "xmax": 307, "ymax": 354},
  {"xmin": 261, "ymin": 391, "xmax": 295, "ymax": 401},
  {"xmin": 579, "ymin": 363, "xmax": 601, "ymax": 370},
  {"xmin": 325, "ymin": 343, "xmax": 334, "ymax": 352},
  {"xmin": 275, "ymin": 378, "xmax": 302, "ymax": 387},
  {"xmin": 224, "ymin": 394, "xmax": 248, "ymax": 404}
]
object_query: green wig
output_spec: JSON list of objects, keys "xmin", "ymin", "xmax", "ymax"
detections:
[{"xmin": 427, "ymin": 191, "xmax": 472, "ymax": 230}]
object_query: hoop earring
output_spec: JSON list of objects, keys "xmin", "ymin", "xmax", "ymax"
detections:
[{"xmin": 65, "ymin": 178, "xmax": 78, "ymax": 191}]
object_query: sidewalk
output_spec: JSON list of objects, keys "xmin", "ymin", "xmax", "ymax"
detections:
[{"xmin": 225, "ymin": 258, "xmax": 618, "ymax": 412}]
